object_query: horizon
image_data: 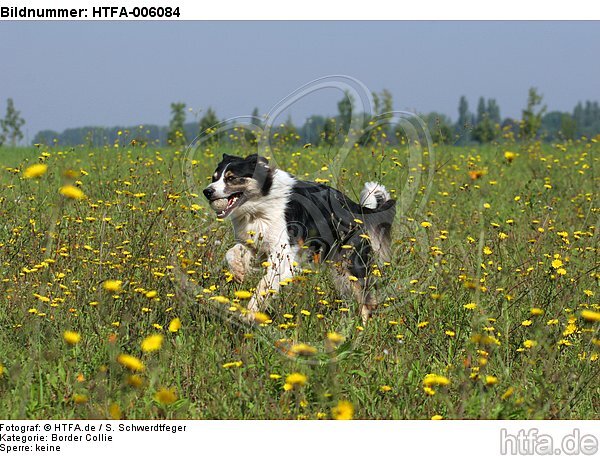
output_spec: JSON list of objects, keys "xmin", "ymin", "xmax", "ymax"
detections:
[{"xmin": 1, "ymin": 21, "xmax": 599, "ymax": 143}]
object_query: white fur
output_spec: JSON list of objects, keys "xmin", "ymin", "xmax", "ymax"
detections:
[
  {"xmin": 227, "ymin": 169, "xmax": 299, "ymax": 315},
  {"xmin": 223, "ymin": 170, "xmax": 390, "ymax": 322},
  {"xmin": 208, "ymin": 164, "xmax": 229, "ymax": 198},
  {"xmin": 359, "ymin": 181, "xmax": 390, "ymax": 209}
]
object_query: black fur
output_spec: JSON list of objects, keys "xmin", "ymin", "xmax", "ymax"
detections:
[
  {"xmin": 215, "ymin": 153, "xmax": 273, "ymax": 195},
  {"xmin": 285, "ymin": 180, "xmax": 395, "ymax": 278}
]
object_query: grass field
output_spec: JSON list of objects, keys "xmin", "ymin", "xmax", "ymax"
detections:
[{"xmin": 0, "ymin": 135, "xmax": 598, "ymax": 420}]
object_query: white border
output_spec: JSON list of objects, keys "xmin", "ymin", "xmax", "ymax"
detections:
[
  {"xmin": 1, "ymin": 420, "xmax": 599, "ymax": 455},
  {"xmin": 2, "ymin": 0, "xmax": 600, "ymax": 20}
]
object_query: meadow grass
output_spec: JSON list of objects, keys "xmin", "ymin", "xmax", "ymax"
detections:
[{"xmin": 0, "ymin": 137, "xmax": 598, "ymax": 420}]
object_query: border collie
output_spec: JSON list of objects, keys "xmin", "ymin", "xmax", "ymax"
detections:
[{"xmin": 203, "ymin": 153, "xmax": 396, "ymax": 322}]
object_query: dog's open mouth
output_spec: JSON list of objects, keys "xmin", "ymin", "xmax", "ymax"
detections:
[{"xmin": 210, "ymin": 193, "xmax": 245, "ymax": 218}]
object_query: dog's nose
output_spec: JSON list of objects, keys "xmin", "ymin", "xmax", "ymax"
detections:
[{"xmin": 203, "ymin": 187, "xmax": 215, "ymax": 200}]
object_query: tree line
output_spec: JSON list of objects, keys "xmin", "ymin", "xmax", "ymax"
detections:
[{"xmin": 0, "ymin": 89, "xmax": 598, "ymax": 149}]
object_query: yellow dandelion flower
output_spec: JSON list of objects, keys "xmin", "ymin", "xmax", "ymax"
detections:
[
  {"xmin": 420, "ymin": 221, "xmax": 432, "ymax": 228},
  {"xmin": 103, "ymin": 280, "xmax": 122, "ymax": 292},
  {"xmin": 431, "ymin": 414, "xmax": 443, "ymax": 420},
  {"xmin": 581, "ymin": 310, "xmax": 600, "ymax": 323},
  {"xmin": 484, "ymin": 375, "xmax": 498, "ymax": 386},
  {"xmin": 583, "ymin": 290, "xmax": 594, "ymax": 297},
  {"xmin": 380, "ymin": 385, "xmax": 392, "ymax": 393},
  {"xmin": 117, "ymin": 354, "xmax": 145, "ymax": 372},
  {"xmin": 253, "ymin": 312, "xmax": 271, "ymax": 324},
  {"xmin": 290, "ymin": 343, "xmax": 317, "ymax": 356},
  {"xmin": 154, "ymin": 387, "xmax": 177, "ymax": 405},
  {"xmin": 23, "ymin": 163, "xmax": 48, "ymax": 179},
  {"xmin": 0, "ymin": 363, "xmax": 4, "ymax": 377},
  {"xmin": 501, "ymin": 387, "xmax": 515, "ymax": 400},
  {"xmin": 234, "ymin": 290, "xmax": 252, "ymax": 299},
  {"xmin": 504, "ymin": 151, "xmax": 516, "ymax": 162},
  {"xmin": 331, "ymin": 400, "xmax": 354, "ymax": 420},
  {"xmin": 445, "ymin": 330, "xmax": 456, "ymax": 337},
  {"xmin": 423, "ymin": 374, "xmax": 450, "ymax": 387},
  {"xmin": 556, "ymin": 268, "xmax": 567, "ymax": 276},
  {"xmin": 168, "ymin": 317, "xmax": 181, "ymax": 332},
  {"xmin": 551, "ymin": 259, "xmax": 563, "ymax": 269},
  {"xmin": 483, "ymin": 246, "xmax": 493, "ymax": 255},
  {"xmin": 464, "ymin": 303, "xmax": 477, "ymax": 310},
  {"xmin": 210, "ymin": 295, "xmax": 230, "ymax": 304},
  {"xmin": 523, "ymin": 340, "xmax": 538, "ymax": 349},
  {"xmin": 126, "ymin": 374, "xmax": 143, "ymax": 388},
  {"xmin": 140, "ymin": 334, "xmax": 163, "ymax": 353},
  {"xmin": 63, "ymin": 330, "xmax": 81, "ymax": 345},
  {"xmin": 222, "ymin": 361, "xmax": 243, "ymax": 368},
  {"xmin": 59, "ymin": 184, "xmax": 85, "ymax": 200},
  {"xmin": 284, "ymin": 372, "xmax": 307, "ymax": 390},
  {"xmin": 530, "ymin": 308, "xmax": 544, "ymax": 316},
  {"xmin": 521, "ymin": 320, "xmax": 533, "ymax": 327},
  {"xmin": 145, "ymin": 290, "xmax": 157, "ymax": 298},
  {"xmin": 109, "ymin": 403, "xmax": 121, "ymax": 420},
  {"xmin": 423, "ymin": 386, "xmax": 436, "ymax": 396},
  {"xmin": 72, "ymin": 394, "xmax": 88, "ymax": 404},
  {"xmin": 327, "ymin": 332, "xmax": 345, "ymax": 344}
]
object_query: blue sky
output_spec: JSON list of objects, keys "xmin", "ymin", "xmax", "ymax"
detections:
[{"xmin": 1, "ymin": 21, "xmax": 598, "ymax": 141}]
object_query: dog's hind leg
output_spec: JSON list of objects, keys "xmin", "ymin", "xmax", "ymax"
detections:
[
  {"xmin": 226, "ymin": 243, "xmax": 254, "ymax": 283},
  {"xmin": 331, "ymin": 235, "xmax": 380, "ymax": 324},
  {"xmin": 332, "ymin": 268, "xmax": 377, "ymax": 324}
]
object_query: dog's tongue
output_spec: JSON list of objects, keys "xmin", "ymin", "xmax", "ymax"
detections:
[{"xmin": 227, "ymin": 195, "xmax": 238, "ymax": 209}]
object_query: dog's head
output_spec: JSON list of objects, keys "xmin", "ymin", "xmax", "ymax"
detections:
[{"xmin": 203, "ymin": 153, "xmax": 273, "ymax": 218}]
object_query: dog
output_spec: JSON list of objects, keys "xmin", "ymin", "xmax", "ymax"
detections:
[{"xmin": 203, "ymin": 153, "xmax": 396, "ymax": 322}]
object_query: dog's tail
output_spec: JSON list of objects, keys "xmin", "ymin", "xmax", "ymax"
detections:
[
  {"xmin": 359, "ymin": 182, "xmax": 395, "ymax": 263},
  {"xmin": 360, "ymin": 181, "xmax": 391, "ymax": 209}
]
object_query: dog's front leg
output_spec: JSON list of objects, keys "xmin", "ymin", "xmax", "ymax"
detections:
[
  {"xmin": 247, "ymin": 246, "xmax": 297, "ymax": 315},
  {"xmin": 226, "ymin": 243, "xmax": 254, "ymax": 283}
]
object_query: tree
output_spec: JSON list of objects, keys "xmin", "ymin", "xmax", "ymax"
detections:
[
  {"xmin": 424, "ymin": 112, "xmax": 453, "ymax": 144},
  {"xmin": 322, "ymin": 118, "xmax": 338, "ymax": 147},
  {"xmin": 365, "ymin": 89, "xmax": 394, "ymax": 145},
  {"xmin": 0, "ymin": 98, "xmax": 25, "ymax": 146},
  {"xmin": 244, "ymin": 107, "xmax": 261, "ymax": 145},
  {"xmin": 381, "ymin": 89, "xmax": 393, "ymax": 114},
  {"xmin": 521, "ymin": 87, "xmax": 546, "ymax": 140},
  {"xmin": 476, "ymin": 97, "xmax": 487, "ymax": 125},
  {"xmin": 167, "ymin": 102, "xmax": 187, "ymax": 147},
  {"xmin": 372, "ymin": 92, "xmax": 380, "ymax": 117},
  {"xmin": 276, "ymin": 115, "xmax": 299, "ymax": 145},
  {"xmin": 560, "ymin": 114, "xmax": 577, "ymax": 140},
  {"xmin": 337, "ymin": 91, "xmax": 354, "ymax": 134},
  {"xmin": 300, "ymin": 115, "xmax": 326, "ymax": 145},
  {"xmin": 456, "ymin": 96, "xmax": 472, "ymax": 144},
  {"xmin": 471, "ymin": 96, "xmax": 501, "ymax": 143},
  {"xmin": 199, "ymin": 107, "xmax": 220, "ymax": 143},
  {"xmin": 487, "ymin": 99, "xmax": 501, "ymax": 124}
]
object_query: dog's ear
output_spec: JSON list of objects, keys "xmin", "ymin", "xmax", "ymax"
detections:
[
  {"xmin": 219, "ymin": 153, "xmax": 239, "ymax": 165},
  {"xmin": 245, "ymin": 154, "xmax": 269, "ymax": 168},
  {"xmin": 245, "ymin": 154, "xmax": 269, "ymax": 166}
]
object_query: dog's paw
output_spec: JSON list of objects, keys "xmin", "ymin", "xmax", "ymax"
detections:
[{"xmin": 226, "ymin": 244, "xmax": 252, "ymax": 283}]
